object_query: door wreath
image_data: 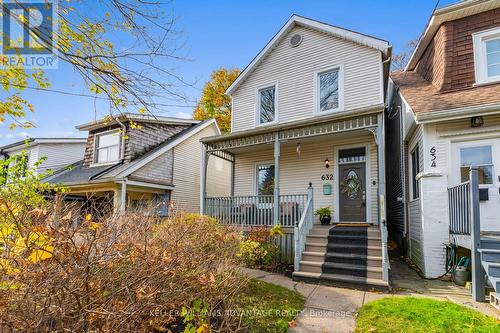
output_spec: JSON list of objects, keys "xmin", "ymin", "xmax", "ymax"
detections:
[{"xmin": 340, "ymin": 171, "xmax": 362, "ymax": 199}]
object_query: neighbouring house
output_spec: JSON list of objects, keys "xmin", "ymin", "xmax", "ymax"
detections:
[
  {"xmin": 387, "ymin": 0, "xmax": 500, "ymax": 298},
  {"xmin": 0, "ymin": 137, "xmax": 86, "ymax": 178},
  {"xmin": 200, "ymin": 15, "xmax": 392, "ymax": 289},
  {"xmin": 44, "ymin": 113, "xmax": 230, "ymax": 220}
]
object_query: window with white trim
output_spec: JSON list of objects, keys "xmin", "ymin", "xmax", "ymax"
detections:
[
  {"xmin": 258, "ymin": 86, "xmax": 276, "ymax": 125},
  {"xmin": 95, "ymin": 132, "xmax": 120, "ymax": 164},
  {"xmin": 318, "ymin": 67, "xmax": 341, "ymax": 113},
  {"xmin": 410, "ymin": 145, "xmax": 420, "ymax": 200},
  {"xmin": 256, "ymin": 163, "xmax": 275, "ymax": 196},
  {"xmin": 460, "ymin": 146, "xmax": 493, "ymax": 185},
  {"xmin": 473, "ymin": 28, "xmax": 500, "ymax": 84}
]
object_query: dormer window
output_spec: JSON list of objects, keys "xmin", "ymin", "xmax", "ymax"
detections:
[
  {"xmin": 473, "ymin": 28, "xmax": 500, "ymax": 84},
  {"xmin": 95, "ymin": 131, "xmax": 120, "ymax": 164},
  {"xmin": 257, "ymin": 85, "xmax": 277, "ymax": 125}
]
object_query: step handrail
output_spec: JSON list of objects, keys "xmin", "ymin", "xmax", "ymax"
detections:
[{"xmin": 294, "ymin": 184, "xmax": 314, "ymax": 272}]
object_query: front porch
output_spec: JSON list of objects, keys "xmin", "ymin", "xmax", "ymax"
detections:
[
  {"xmin": 53, "ymin": 181, "xmax": 171, "ymax": 223},
  {"xmin": 200, "ymin": 112, "xmax": 390, "ymax": 286}
]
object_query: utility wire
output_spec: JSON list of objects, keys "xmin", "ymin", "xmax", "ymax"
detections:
[{"xmin": 1, "ymin": 82, "xmax": 197, "ymax": 108}]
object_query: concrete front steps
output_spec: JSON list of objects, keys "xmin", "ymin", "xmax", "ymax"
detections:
[{"xmin": 293, "ymin": 223, "xmax": 389, "ymax": 291}]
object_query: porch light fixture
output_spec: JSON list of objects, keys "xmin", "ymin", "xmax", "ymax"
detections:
[
  {"xmin": 296, "ymin": 142, "xmax": 301, "ymax": 158},
  {"xmin": 325, "ymin": 158, "xmax": 330, "ymax": 169},
  {"xmin": 471, "ymin": 116, "xmax": 484, "ymax": 128}
]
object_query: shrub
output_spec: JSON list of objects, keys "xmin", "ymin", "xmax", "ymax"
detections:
[
  {"xmin": 0, "ymin": 154, "xmax": 248, "ymax": 332},
  {"xmin": 1, "ymin": 200, "xmax": 244, "ymax": 332},
  {"xmin": 237, "ymin": 225, "xmax": 284, "ymax": 271}
]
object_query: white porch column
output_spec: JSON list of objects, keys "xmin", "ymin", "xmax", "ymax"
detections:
[
  {"xmin": 273, "ymin": 133, "xmax": 280, "ymax": 226},
  {"xmin": 119, "ymin": 178, "xmax": 127, "ymax": 215},
  {"xmin": 377, "ymin": 113, "xmax": 386, "ymax": 225},
  {"xmin": 230, "ymin": 158, "xmax": 235, "ymax": 198},
  {"xmin": 200, "ymin": 144, "xmax": 209, "ymax": 215}
]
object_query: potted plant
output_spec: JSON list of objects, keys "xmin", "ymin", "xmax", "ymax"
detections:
[{"xmin": 314, "ymin": 206, "xmax": 332, "ymax": 225}]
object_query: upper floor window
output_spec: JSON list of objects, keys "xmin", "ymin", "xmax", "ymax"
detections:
[
  {"xmin": 473, "ymin": 28, "xmax": 500, "ymax": 84},
  {"xmin": 460, "ymin": 146, "xmax": 493, "ymax": 185},
  {"xmin": 258, "ymin": 86, "xmax": 276, "ymax": 125},
  {"xmin": 95, "ymin": 132, "xmax": 120, "ymax": 164},
  {"xmin": 316, "ymin": 65, "xmax": 343, "ymax": 114}
]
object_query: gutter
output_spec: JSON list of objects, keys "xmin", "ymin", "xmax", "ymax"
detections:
[
  {"xmin": 201, "ymin": 104, "xmax": 384, "ymax": 143},
  {"xmin": 416, "ymin": 102, "xmax": 500, "ymax": 124},
  {"xmin": 88, "ymin": 162, "xmax": 122, "ymax": 181}
]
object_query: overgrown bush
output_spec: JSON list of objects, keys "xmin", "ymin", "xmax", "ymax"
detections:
[
  {"xmin": 237, "ymin": 225, "xmax": 284, "ymax": 271},
  {"xmin": 0, "ymin": 154, "xmax": 246, "ymax": 332}
]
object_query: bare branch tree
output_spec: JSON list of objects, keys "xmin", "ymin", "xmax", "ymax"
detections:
[{"xmin": 392, "ymin": 39, "xmax": 419, "ymax": 71}]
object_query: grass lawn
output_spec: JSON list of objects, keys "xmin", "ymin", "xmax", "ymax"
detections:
[
  {"xmin": 355, "ymin": 297, "xmax": 500, "ymax": 333},
  {"xmin": 235, "ymin": 279, "xmax": 306, "ymax": 333}
]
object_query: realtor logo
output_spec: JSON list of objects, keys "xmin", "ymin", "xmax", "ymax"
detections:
[{"xmin": 1, "ymin": 0, "xmax": 58, "ymax": 68}]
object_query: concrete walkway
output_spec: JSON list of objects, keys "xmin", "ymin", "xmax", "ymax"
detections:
[
  {"xmin": 243, "ymin": 261, "xmax": 500, "ymax": 333},
  {"xmin": 244, "ymin": 268, "xmax": 386, "ymax": 333}
]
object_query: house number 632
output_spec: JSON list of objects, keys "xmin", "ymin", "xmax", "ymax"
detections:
[
  {"xmin": 321, "ymin": 174, "xmax": 334, "ymax": 181},
  {"xmin": 430, "ymin": 146, "xmax": 437, "ymax": 168}
]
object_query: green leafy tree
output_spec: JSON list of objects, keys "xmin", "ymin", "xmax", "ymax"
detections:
[
  {"xmin": 1, "ymin": 1, "xmax": 189, "ymax": 129},
  {"xmin": 193, "ymin": 68, "xmax": 240, "ymax": 133}
]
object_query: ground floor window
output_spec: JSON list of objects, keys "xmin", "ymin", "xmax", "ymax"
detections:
[
  {"xmin": 460, "ymin": 146, "xmax": 493, "ymax": 184},
  {"xmin": 256, "ymin": 163, "xmax": 275, "ymax": 195},
  {"xmin": 410, "ymin": 145, "xmax": 420, "ymax": 199}
]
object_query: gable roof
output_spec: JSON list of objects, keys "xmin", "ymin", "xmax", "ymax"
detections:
[
  {"xmin": 76, "ymin": 112, "xmax": 199, "ymax": 131},
  {"xmin": 406, "ymin": 0, "xmax": 500, "ymax": 71},
  {"xmin": 226, "ymin": 14, "xmax": 391, "ymax": 96},
  {"xmin": 45, "ymin": 119, "xmax": 219, "ymax": 185},
  {"xmin": 0, "ymin": 137, "xmax": 86, "ymax": 152},
  {"xmin": 107, "ymin": 119, "xmax": 218, "ymax": 178}
]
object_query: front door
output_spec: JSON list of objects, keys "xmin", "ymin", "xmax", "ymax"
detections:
[{"xmin": 339, "ymin": 148, "xmax": 367, "ymax": 222}]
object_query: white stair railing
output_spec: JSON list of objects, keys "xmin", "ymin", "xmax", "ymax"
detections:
[{"xmin": 294, "ymin": 184, "xmax": 314, "ymax": 272}]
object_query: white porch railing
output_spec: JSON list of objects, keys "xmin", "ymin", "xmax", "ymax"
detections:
[
  {"xmin": 205, "ymin": 193, "xmax": 308, "ymax": 227},
  {"xmin": 294, "ymin": 185, "xmax": 314, "ymax": 272}
]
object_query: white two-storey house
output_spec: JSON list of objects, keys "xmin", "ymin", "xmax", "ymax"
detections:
[{"xmin": 200, "ymin": 15, "xmax": 392, "ymax": 289}]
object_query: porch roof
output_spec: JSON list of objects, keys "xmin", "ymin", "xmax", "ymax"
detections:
[{"xmin": 201, "ymin": 105, "xmax": 383, "ymax": 152}]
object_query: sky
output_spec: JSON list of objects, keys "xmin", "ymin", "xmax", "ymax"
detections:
[{"xmin": 0, "ymin": 0, "xmax": 457, "ymax": 145}]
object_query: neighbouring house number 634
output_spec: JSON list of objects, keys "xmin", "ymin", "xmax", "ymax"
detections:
[{"xmin": 430, "ymin": 146, "xmax": 437, "ymax": 168}]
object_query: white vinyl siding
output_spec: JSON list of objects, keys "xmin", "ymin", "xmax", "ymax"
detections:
[
  {"xmin": 233, "ymin": 133, "xmax": 379, "ymax": 224},
  {"xmin": 171, "ymin": 124, "xmax": 231, "ymax": 213},
  {"xmin": 231, "ymin": 25, "xmax": 383, "ymax": 132},
  {"xmin": 7, "ymin": 142, "xmax": 86, "ymax": 176}
]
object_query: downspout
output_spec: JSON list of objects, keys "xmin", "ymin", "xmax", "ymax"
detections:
[
  {"xmin": 119, "ymin": 177, "xmax": 128, "ymax": 215},
  {"xmin": 114, "ymin": 117, "xmax": 127, "ymax": 162},
  {"xmin": 115, "ymin": 116, "xmax": 127, "ymax": 215}
]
